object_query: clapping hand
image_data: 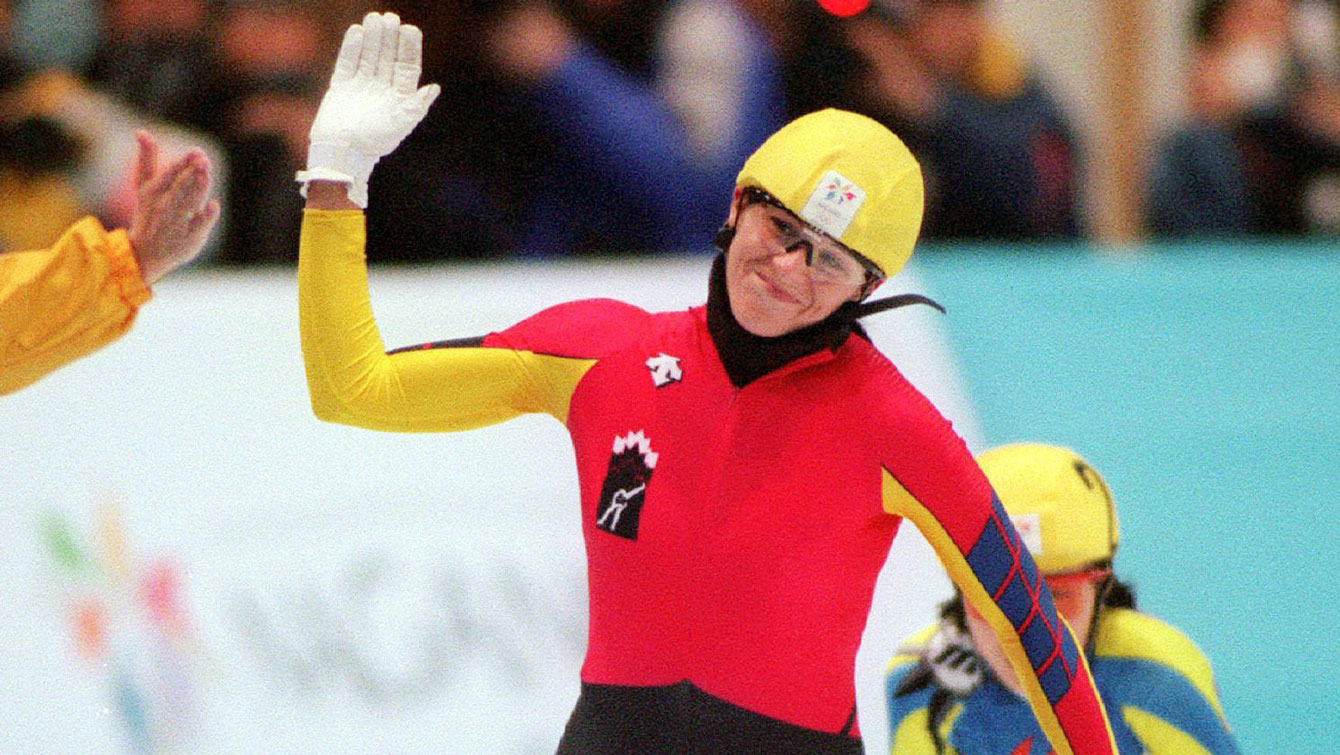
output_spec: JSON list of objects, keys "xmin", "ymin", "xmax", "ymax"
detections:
[{"xmin": 127, "ymin": 131, "xmax": 221, "ymax": 285}]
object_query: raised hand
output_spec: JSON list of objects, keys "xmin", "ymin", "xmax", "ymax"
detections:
[
  {"xmin": 297, "ymin": 12, "xmax": 441, "ymax": 209},
  {"xmin": 127, "ymin": 131, "xmax": 221, "ymax": 285}
]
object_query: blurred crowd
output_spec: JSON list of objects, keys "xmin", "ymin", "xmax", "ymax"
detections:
[
  {"xmin": 2, "ymin": 0, "xmax": 1339, "ymax": 264},
  {"xmin": 1151, "ymin": 0, "xmax": 1340, "ymax": 236}
]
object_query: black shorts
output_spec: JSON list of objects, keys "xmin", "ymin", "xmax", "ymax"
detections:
[{"xmin": 556, "ymin": 681, "xmax": 863, "ymax": 754}]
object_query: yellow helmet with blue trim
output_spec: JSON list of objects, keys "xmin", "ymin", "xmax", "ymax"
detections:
[
  {"xmin": 735, "ymin": 108, "xmax": 924, "ymax": 279},
  {"xmin": 976, "ymin": 443, "xmax": 1120, "ymax": 575}
]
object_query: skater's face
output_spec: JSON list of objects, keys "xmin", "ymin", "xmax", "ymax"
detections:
[{"xmin": 723, "ymin": 188, "xmax": 873, "ymax": 337}]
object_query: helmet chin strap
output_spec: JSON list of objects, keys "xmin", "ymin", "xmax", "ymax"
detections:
[
  {"xmin": 1087, "ymin": 571, "xmax": 1115, "ymax": 648},
  {"xmin": 853, "ymin": 293, "xmax": 945, "ymax": 317}
]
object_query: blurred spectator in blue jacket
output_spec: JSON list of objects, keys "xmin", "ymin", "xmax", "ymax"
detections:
[
  {"xmin": 484, "ymin": 0, "xmax": 786, "ymax": 256},
  {"xmin": 1148, "ymin": 0, "xmax": 1340, "ymax": 237},
  {"xmin": 841, "ymin": 0, "xmax": 1080, "ymax": 241}
]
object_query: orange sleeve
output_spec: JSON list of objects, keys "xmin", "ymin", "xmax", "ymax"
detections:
[{"xmin": 0, "ymin": 217, "xmax": 150, "ymax": 394}]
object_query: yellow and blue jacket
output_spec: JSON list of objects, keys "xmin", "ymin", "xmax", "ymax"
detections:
[{"xmin": 886, "ymin": 608, "xmax": 1237, "ymax": 754}]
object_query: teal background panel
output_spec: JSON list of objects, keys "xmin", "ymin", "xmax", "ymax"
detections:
[{"xmin": 917, "ymin": 242, "xmax": 1339, "ymax": 753}]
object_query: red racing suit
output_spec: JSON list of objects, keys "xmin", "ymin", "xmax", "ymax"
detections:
[{"xmin": 299, "ymin": 210, "xmax": 1117, "ymax": 754}]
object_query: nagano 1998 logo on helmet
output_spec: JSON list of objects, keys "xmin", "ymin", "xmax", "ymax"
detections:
[
  {"xmin": 735, "ymin": 108, "xmax": 924, "ymax": 279},
  {"xmin": 801, "ymin": 170, "xmax": 867, "ymax": 240},
  {"xmin": 824, "ymin": 179, "xmax": 860, "ymax": 204}
]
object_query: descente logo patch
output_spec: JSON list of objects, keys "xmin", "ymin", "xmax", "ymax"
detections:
[{"xmin": 645, "ymin": 353, "xmax": 682, "ymax": 388}]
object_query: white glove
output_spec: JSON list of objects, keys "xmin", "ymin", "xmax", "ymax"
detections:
[{"xmin": 296, "ymin": 12, "xmax": 441, "ymax": 208}]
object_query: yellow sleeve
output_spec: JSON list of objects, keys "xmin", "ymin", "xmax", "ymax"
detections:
[
  {"xmin": 298, "ymin": 210, "xmax": 594, "ymax": 432},
  {"xmin": 1122, "ymin": 708, "xmax": 1214, "ymax": 755},
  {"xmin": 1095, "ymin": 609, "xmax": 1231, "ymax": 726},
  {"xmin": 0, "ymin": 216, "xmax": 150, "ymax": 395},
  {"xmin": 890, "ymin": 706, "xmax": 962, "ymax": 755},
  {"xmin": 882, "ymin": 469, "xmax": 1116, "ymax": 755}
]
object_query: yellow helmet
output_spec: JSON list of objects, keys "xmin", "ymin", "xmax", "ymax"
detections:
[
  {"xmin": 735, "ymin": 108, "xmax": 924, "ymax": 279},
  {"xmin": 976, "ymin": 443, "xmax": 1119, "ymax": 575}
]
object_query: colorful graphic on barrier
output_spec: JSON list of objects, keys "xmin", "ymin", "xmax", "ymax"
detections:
[{"xmin": 43, "ymin": 503, "xmax": 201, "ymax": 754}]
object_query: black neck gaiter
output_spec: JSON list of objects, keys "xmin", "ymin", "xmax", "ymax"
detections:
[{"xmin": 705, "ymin": 254, "xmax": 864, "ymax": 388}]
